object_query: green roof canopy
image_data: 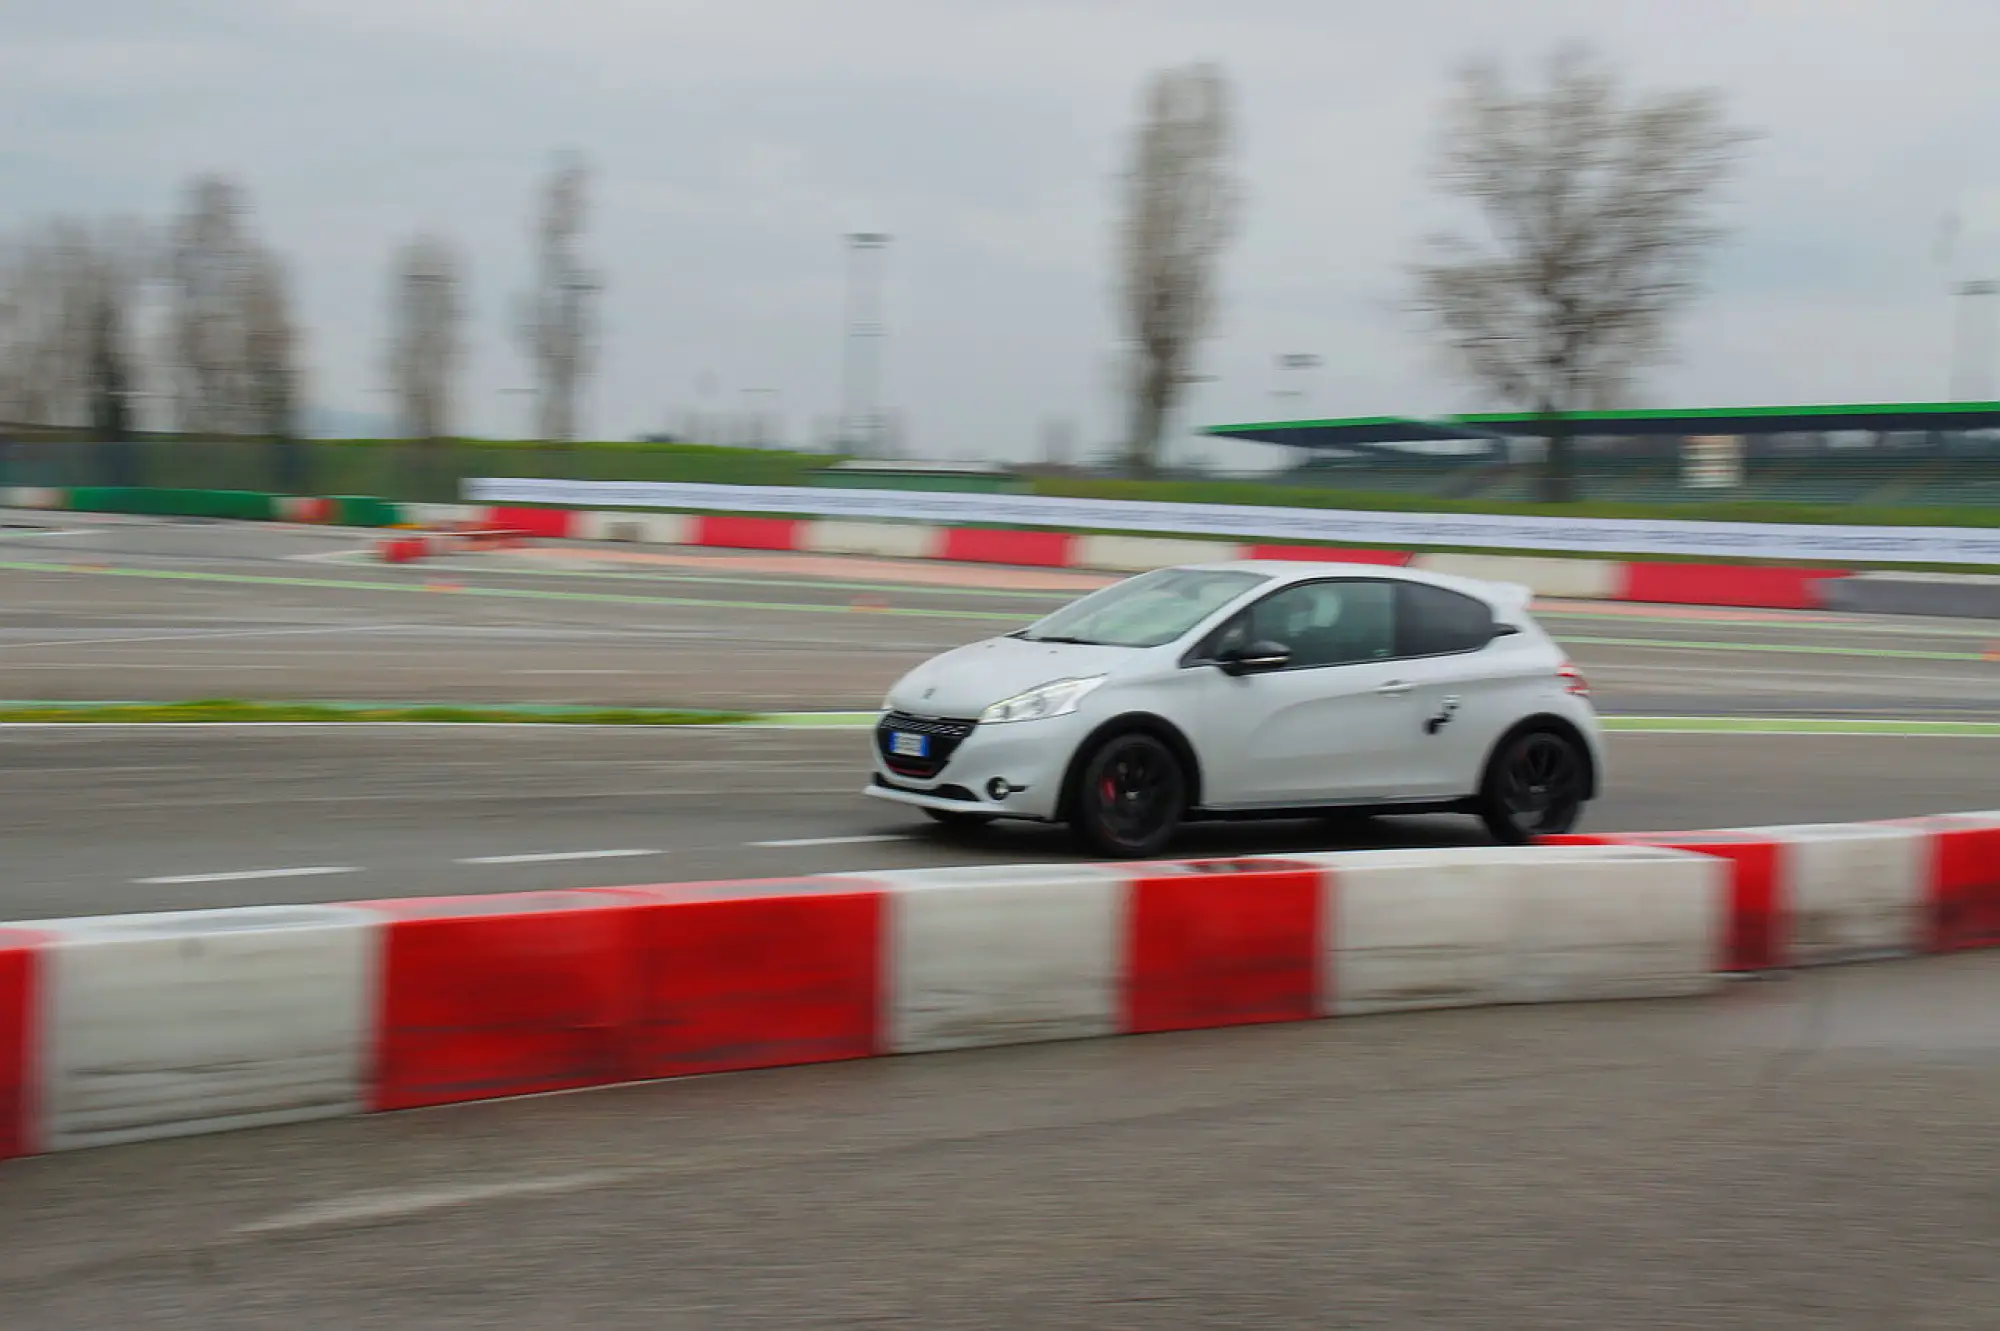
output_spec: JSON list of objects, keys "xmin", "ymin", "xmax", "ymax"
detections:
[{"xmin": 1207, "ymin": 401, "xmax": 2000, "ymax": 451}]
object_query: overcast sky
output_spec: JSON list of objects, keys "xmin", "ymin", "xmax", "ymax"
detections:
[{"xmin": 11, "ymin": 0, "xmax": 2000, "ymax": 466}]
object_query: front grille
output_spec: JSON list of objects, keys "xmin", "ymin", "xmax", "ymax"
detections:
[
  {"xmin": 875, "ymin": 774, "xmax": 978, "ymax": 803},
  {"xmin": 876, "ymin": 711, "xmax": 977, "ymax": 779}
]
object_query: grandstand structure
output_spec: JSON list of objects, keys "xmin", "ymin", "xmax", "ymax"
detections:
[{"xmin": 1205, "ymin": 402, "xmax": 2000, "ymax": 506}]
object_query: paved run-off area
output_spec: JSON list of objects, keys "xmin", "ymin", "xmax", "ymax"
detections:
[
  {"xmin": 4, "ymin": 509, "xmax": 1998, "ymax": 718},
  {"xmin": 4, "ymin": 509, "xmax": 2000, "ymax": 1329}
]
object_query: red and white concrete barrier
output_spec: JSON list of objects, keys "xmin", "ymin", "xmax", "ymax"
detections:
[
  {"xmin": 9, "ymin": 820, "xmax": 1984, "ymax": 1160},
  {"xmin": 0, "ymin": 487, "xmax": 65, "ymax": 511},
  {"xmin": 435, "ymin": 506, "xmax": 1853, "ymax": 610},
  {"xmin": 0, "ymin": 842, "xmax": 1733, "ymax": 1161},
  {"xmin": 1547, "ymin": 810, "xmax": 2000, "ymax": 971}
]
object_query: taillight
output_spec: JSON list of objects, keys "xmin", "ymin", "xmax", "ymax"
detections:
[{"xmin": 1558, "ymin": 661, "xmax": 1591, "ymax": 698}]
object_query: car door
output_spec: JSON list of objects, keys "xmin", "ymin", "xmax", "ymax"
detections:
[
  {"xmin": 1184, "ymin": 578, "xmax": 1425, "ymax": 808},
  {"xmin": 1391, "ymin": 580, "xmax": 1524, "ymax": 798}
]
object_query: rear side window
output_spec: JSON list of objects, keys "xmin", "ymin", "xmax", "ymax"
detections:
[{"xmin": 1395, "ymin": 582, "xmax": 1495, "ymax": 657}]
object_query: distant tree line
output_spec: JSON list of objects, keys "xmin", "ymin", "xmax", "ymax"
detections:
[
  {"xmin": 3, "ymin": 47, "xmax": 1751, "ymax": 502},
  {"xmin": 0, "ymin": 156, "xmax": 599, "ymax": 456}
]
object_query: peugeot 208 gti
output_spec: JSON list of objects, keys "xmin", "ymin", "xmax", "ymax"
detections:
[{"xmin": 865, "ymin": 560, "xmax": 1605, "ymax": 857}]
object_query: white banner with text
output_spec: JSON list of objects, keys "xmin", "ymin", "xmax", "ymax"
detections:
[{"xmin": 464, "ymin": 477, "xmax": 2000, "ymax": 566}]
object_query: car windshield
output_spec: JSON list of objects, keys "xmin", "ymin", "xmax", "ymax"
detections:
[{"xmin": 1014, "ymin": 567, "xmax": 1269, "ymax": 648}]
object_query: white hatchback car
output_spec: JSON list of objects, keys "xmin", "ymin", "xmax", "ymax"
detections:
[{"xmin": 865, "ymin": 560, "xmax": 1605, "ymax": 857}]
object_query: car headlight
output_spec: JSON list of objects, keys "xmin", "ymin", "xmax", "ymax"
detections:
[{"xmin": 979, "ymin": 676, "xmax": 1106, "ymax": 725}]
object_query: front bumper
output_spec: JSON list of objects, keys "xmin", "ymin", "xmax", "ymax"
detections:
[{"xmin": 864, "ymin": 711, "xmax": 1084, "ymax": 822}]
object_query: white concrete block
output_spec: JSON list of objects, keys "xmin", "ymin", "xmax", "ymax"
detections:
[
  {"xmin": 2, "ymin": 487, "xmax": 65, "ymax": 511},
  {"xmin": 400, "ymin": 502, "xmax": 479, "ymax": 528},
  {"xmin": 573, "ymin": 510, "xmax": 692, "ymax": 545},
  {"xmin": 36, "ymin": 905, "xmax": 379, "ymax": 1151},
  {"xmin": 1748, "ymin": 823, "xmax": 1930, "ymax": 963},
  {"xmin": 1413, "ymin": 553, "xmax": 1622, "ymax": 601},
  {"xmin": 1501, "ymin": 846, "xmax": 1726, "ymax": 1003},
  {"xmin": 844, "ymin": 865, "xmax": 1129, "ymax": 1054},
  {"xmin": 1300, "ymin": 845, "xmax": 1725, "ymax": 1015},
  {"xmin": 803, "ymin": 520, "xmax": 942, "ymax": 560},
  {"xmin": 1311, "ymin": 849, "xmax": 1513, "ymax": 1016},
  {"xmin": 1076, "ymin": 535, "xmax": 1235, "ymax": 573}
]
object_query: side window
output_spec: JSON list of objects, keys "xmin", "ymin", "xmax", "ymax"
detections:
[
  {"xmin": 1395, "ymin": 582, "xmax": 1495, "ymax": 657},
  {"xmin": 1201, "ymin": 580, "xmax": 1398, "ymax": 669}
]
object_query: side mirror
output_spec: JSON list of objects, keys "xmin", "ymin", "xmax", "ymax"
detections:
[{"xmin": 1218, "ymin": 640, "xmax": 1292, "ymax": 675}]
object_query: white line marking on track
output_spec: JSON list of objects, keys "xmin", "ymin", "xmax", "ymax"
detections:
[
  {"xmin": 515, "ymin": 668, "xmax": 640, "ymax": 675},
  {"xmin": 0, "ymin": 625, "xmax": 382, "ymax": 651},
  {"xmin": 750, "ymin": 834, "xmax": 914, "ymax": 848},
  {"xmin": 234, "ymin": 1172, "xmax": 625, "ymax": 1235},
  {"xmin": 455, "ymin": 848, "xmax": 663, "ymax": 865},
  {"xmin": 134, "ymin": 865, "xmax": 361, "ymax": 885}
]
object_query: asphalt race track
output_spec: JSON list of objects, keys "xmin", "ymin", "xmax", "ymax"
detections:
[{"xmin": 4, "ymin": 509, "xmax": 2000, "ymax": 1329}]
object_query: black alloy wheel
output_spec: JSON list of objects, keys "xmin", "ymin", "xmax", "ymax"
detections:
[
  {"xmin": 1072, "ymin": 733, "xmax": 1188, "ymax": 859},
  {"xmin": 1479, "ymin": 729, "xmax": 1587, "ymax": 844}
]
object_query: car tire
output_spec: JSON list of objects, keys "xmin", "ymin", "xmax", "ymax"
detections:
[
  {"xmin": 922, "ymin": 808, "xmax": 996, "ymax": 832},
  {"xmin": 1477, "ymin": 727, "xmax": 1589, "ymax": 844},
  {"xmin": 1070, "ymin": 732, "xmax": 1188, "ymax": 859}
]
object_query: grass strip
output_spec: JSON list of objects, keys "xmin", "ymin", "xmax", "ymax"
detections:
[{"xmin": 0, "ymin": 699, "xmax": 756, "ymax": 725}]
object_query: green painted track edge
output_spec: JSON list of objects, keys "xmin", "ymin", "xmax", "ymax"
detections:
[{"xmin": 0, "ymin": 701, "xmax": 1996, "ymax": 736}]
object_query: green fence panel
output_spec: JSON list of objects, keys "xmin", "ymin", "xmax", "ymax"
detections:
[
  {"xmin": 330, "ymin": 495, "xmax": 401, "ymax": 528},
  {"xmin": 65, "ymin": 487, "xmax": 279, "ymax": 521}
]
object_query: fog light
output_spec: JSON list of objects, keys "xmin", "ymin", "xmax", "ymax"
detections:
[{"xmin": 986, "ymin": 778, "xmax": 1016, "ymax": 801}]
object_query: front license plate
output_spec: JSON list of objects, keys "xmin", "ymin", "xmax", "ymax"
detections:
[{"xmin": 890, "ymin": 732, "xmax": 930, "ymax": 758}]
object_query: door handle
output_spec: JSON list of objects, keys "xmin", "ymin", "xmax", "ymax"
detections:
[{"xmin": 1375, "ymin": 680, "xmax": 1414, "ymax": 697}]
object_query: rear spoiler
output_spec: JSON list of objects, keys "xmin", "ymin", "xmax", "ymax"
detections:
[{"xmin": 1487, "ymin": 581, "xmax": 1535, "ymax": 614}]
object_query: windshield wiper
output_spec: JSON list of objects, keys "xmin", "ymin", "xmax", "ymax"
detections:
[{"xmin": 1018, "ymin": 633, "xmax": 1098, "ymax": 645}]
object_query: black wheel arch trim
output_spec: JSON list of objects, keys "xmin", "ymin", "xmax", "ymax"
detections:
[
  {"xmin": 1056, "ymin": 712, "xmax": 1204, "ymax": 821},
  {"xmin": 1477, "ymin": 714, "xmax": 1598, "ymax": 801}
]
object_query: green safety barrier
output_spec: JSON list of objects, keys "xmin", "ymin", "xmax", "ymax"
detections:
[
  {"xmin": 51, "ymin": 487, "xmax": 405, "ymax": 528},
  {"xmin": 66, "ymin": 487, "xmax": 278, "ymax": 522},
  {"xmin": 328, "ymin": 495, "xmax": 402, "ymax": 528}
]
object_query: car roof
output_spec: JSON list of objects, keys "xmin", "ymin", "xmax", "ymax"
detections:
[{"xmin": 1175, "ymin": 558, "xmax": 1535, "ymax": 612}]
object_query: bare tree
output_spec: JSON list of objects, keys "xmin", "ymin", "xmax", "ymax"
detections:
[
  {"xmin": 1412, "ymin": 45, "xmax": 1752, "ymax": 502},
  {"xmin": 82, "ymin": 224, "xmax": 148, "ymax": 445},
  {"xmin": 0, "ymin": 219, "xmax": 149, "ymax": 438},
  {"xmin": 163, "ymin": 175, "xmax": 260, "ymax": 435},
  {"xmin": 0, "ymin": 223, "xmax": 81, "ymax": 429},
  {"xmin": 517, "ymin": 154, "xmax": 600, "ymax": 443},
  {"xmin": 388, "ymin": 234, "xmax": 463, "ymax": 441},
  {"xmin": 1115, "ymin": 63, "xmax": 1238, "ymax": 476},
  {"xmin": 242, "ymin": 247, "xmax": 300, "ymax": 440}
]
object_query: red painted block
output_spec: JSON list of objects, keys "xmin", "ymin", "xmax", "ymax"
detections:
[
  {"xmin": 1617, "ymin": 562, "xmax": 1846, "ymax": 610},
  {"xmin": 1921, "ymin": 821, "xmax": 2000, "ymax": 952},
  {"xmin": 378, "ymin": 537, "xmax": 426, "ymax": 564},
  {"xmin": 600, "ymin": 879, "xmax": 884, "ymax": 1079},
  {"xmin": 1244, "ymin": 545, "xmax": 1413, "ymax": 566},
  {"xmin": 1543, "ymin": 832, "xmax": 1783, "ymax": 972},
  {"xmin": 1121, "ymin": 859, "xmax": 1323, "ymax": 1034},
  {"xmin": 0, "ymin": 929, "xmax": 41, "ymax": 1161},
  {"xmin": 938, "ymin": 526, "xmax": 1077, "ymax": 568},
  {"xmin": 484, "ymin": 506, "xmax": 575, "ymax": 539},
  {"xmin": 692, "ymin": 515, "xmax": 804, "ymax": 551},
  {"xmin": 360, "ymin": 892, "xmax": 640, "ymax": 1112}
]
